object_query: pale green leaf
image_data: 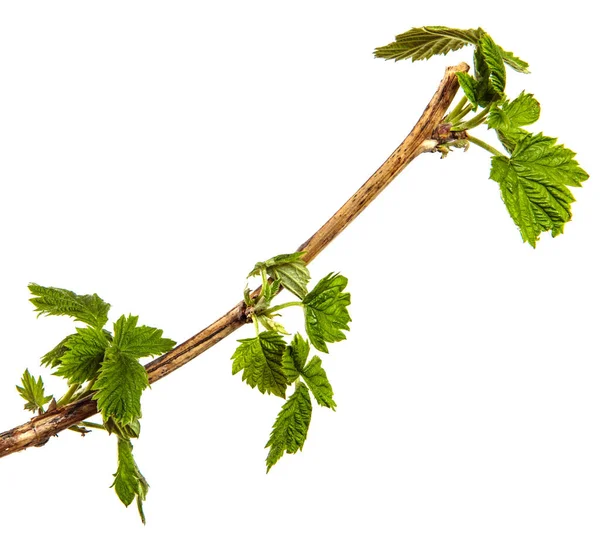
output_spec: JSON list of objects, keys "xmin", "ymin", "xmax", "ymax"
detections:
[
  {"xmin": 303, "ymin": 273, "xmax": 351, "ymax": 353},
  {"xmin": 29, "ymin": 284, "xmax": 110, "ymax": 329},
  {"xmin": 249, "ymin": 252, "xmax": 310, "ymax": 300},
  {"xmin": 113, "ymin": 438, "xmax": 149, "ymax": 524},
  {"xmin": 16, "ymin": 369, "xmax": 53, "ymax": 413},
  {"xmin": 55, "ymin": 327, "xmax": 110, "ymax": 385},
  {"xmin": 265, "ymin": 382, "xmax": 312, "ymax": 472},
  {"xmin": 374, "ymin": 26, "xmax": 483, "ymax": 62},
  {"xmin": 231, "ymin": 332, "xmax": 289, "ymax": 398},
  {"xmin": 490, "ymin": 133, "xmax": 589, "ymax": 247}
]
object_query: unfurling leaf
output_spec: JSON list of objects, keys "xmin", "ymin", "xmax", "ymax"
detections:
[
  {"xmin": 249, "ymin": 252, "xmax": 310, "ymax": 300},
  {"xmin": 41, "ymin": 334, "xmax": 75, "ymax": 368},
  {"xmin": 113, "ymin": 438, "xmax": 149, "ymax": 524},
  {"xmin": 456, "ymin": 72, "xmax": 479, "ymax": 109},
  {"xmin": 29, "ymin": 284, "xmax": 110, "ymax": 329},
  {"xmin": 303, "ymin": 273, "xmax": 351, "ymax": 353},
  {"xmin": 478, "ymin": 33, "xmax": 506, "ymax": 94},
  {"xmin": 16, "ymin": 369, "xmax": 53, "ymax": 413},
  {"xmin": 490, "ymin": 133, "xmax": 589, "ymax": 247},
  {"xmin": 55, "ymin": 327, "xmax": 110, "ymax": 385},
  {"xmin": 488, "ymin": 92, "xmax": 540, "ymax": 152},
  {"xmin": 265, "ymin": 382, "xmax": 312, "ymax": 472},
  {"xmin": 282, "ymin": 334, "xmax": 336, "ymax": 409},
  {"xmin": 231, "ymin": 331, "xmax": 289, "ymax": 397}
]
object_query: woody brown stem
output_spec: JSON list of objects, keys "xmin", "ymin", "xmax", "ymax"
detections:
[{"xmin": 0, "ymin": 62, "xmax": 468, "ymax": 459}]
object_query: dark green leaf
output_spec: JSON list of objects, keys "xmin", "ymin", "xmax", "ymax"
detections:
[
  {"xmin": 303, "ymin": 273, "xmax": 351, "ymax": 353},
  {"xmin": 374, "ymin": 26, "xmax": 483, "ymax": 62},
  {"xmin": 105, "ymin": 417, "xmax": 141, "ymax": 439},
  {"xmin": 29, "ymin": 284, "xmax": 110, "ymax": 328},
  {"xmin": 282, "ymin": 333, "xmax": 310, "ymax": 382},
  {"xmin": 55, "ymin": 327, "xmax": 109, "ymax": 385},
  {"xmin": 490, "ymin": 133, "xmax": 589, "ymax": 247},
  {"xmin": 478, "ymin": 34, "xmax": 506, "ymax": 94},
  {"xmin": 93, "ymin": 346, "xmax": 149, "ymax": 425},
  {"xmin": 16, "ymin": 369, "xmax": 53, "ymax": 413},
  {"xmin": 265, "ymin": 382, "xmax": 312, "ymax": 472},
  {"xmin": 112, "ymin": 438, "xmax": 149, "ymax": 524},
  {"xmin": 112, "ymin": 315, "xmax": 176, "ymax": 359},
  {"xmin": 282, "ymin": 335, "xmax": 336, "ymax": 409},
  {"xmin": 231, "ymin": 332, "xmax": 289, "ymax": 398},
  {"xmin": 456, "ymin": 72, "xmax": 479, "ymax": 109},
  {"xmin": 301, "ymin": 356, "xmax": 336, "ymax": 410}
]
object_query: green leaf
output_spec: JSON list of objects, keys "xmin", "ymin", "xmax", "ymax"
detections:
[
  {"xmin": 265, "ymin": 382, "xmax": 312, "ymax": 472},
  {"xmin": 55, "ymin": 327, "xmax": 110, "ymax": 385},
  {"xmin": 303, "ymin": 273, "xmax": 351, "ymax": 353},
  {"xmin": 113, "ymin": 438, "xmax": 149, "ymax": 524},
  {"xmin": 473, "ymin": 46, "xmax": 498, "ymax": 107},
  {"xmin": 112, "ymin": 315, "xmax": 176, "ymax": 358},
  {"xmin": 490, "ymin": 133, "xmax": 589, "ymax": 247},
  {"xmin": 488, "ymin": 92, "xmax": 540, "ymax": 131},
  {"xmin": 282, "ymin": 334, "xmax": 336, "ymax": 409},
  {"xmin": 478, "ymin": 33, "xmax": 506, "ymax": 94},
  {"xmin": 488, "ymin": 92, "xmax": 540, "ymax": 152},
  {"xmin": 374, "ymin": 26, "xmax": 483, "ymax": 62},
  {"xmin": 456, "ymin": 72, "xmax": 479, "ymax": 109},
  {"xmin": 93, "ymin": 346, "xmax": 149, "ymax": 425},
  {"xmin": 498, "ymin": 46, "xmax": 530, "ymax": 73},
  {"xmin": 282, "ymin": 333, "xmax": 310, "ymax": 382},
  {"xmin": 29, "ymin": 284, "xmax": 110, "ymax": 329},
  {"xmin": 231, "ymin": 331, "xmax": 289, "ymax": 398},
  {"xmin": 249, "ymin": 252, "xmax": 310, "ymax": 300},
  {"xmin": 16, "ymin": 369, "xmax": 53, "ymax": 413},
  {"xmin": 105, "ymin": 417, "xmax": 141, "ymax": 439},
  {"xmin": 301, "ymin": 356, "xmax": 336, "ymax": 410},
  {"xmin": 41, "ymin": 334, "xmax": 75, "ymax": 368}
]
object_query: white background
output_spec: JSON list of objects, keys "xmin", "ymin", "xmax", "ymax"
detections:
[{"xmin": 0, "ymin": 2, "xmax": 597, "ymax": 544}]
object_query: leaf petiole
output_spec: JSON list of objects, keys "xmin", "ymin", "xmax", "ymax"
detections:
[
  {"xmin": 444, "ymin": 96, "xmax": 468, "ymax": 123},
  {"xmin": 467, "ymin": 135, "xmax": 503, "ymax": 156},
  {"xmin": 57, "ymin": 383, "xmax": 81, "ymax": 407},
  {"xmin": 452, "ymin": 104, "xmax": 491, "ymax": 131},
  {"xmin": 80, "ymin": 420, "xmax": 106, "ymax": 431},
  {"xmin": 263, "ymin": 301, "xmax": 304, "ymax": 315}
]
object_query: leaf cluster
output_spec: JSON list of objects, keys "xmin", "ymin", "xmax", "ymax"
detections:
[
  {"xmin": 233, "ymin": 254, "xmax": 350, "ymax": 471},
  {"xmin": 24, "ymin": 284, "xmax": 176, "ymax": 522},
  {"xmin": 375, "ymin": 26, "xmax": 588, "ymax": 247}
]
